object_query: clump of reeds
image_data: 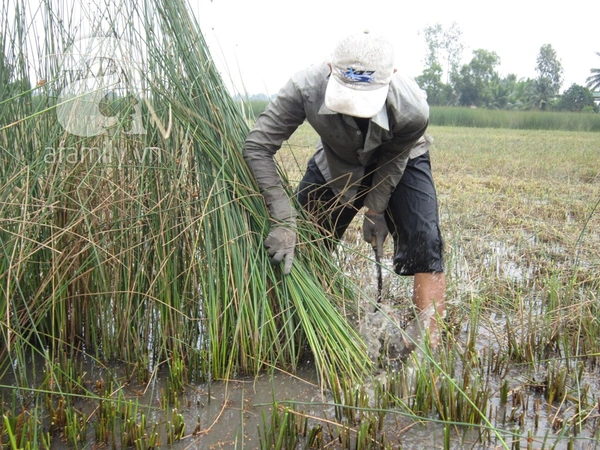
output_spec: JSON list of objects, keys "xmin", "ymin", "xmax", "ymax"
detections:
[
  {"xmin": 0, "ymin": 0, "xmax": 371, "ymax": 390},
  {"xmin": 0, "ymin": 0, "xmax": 376, "ymax": 446}
]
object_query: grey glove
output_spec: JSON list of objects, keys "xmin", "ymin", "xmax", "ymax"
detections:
[
  {"xmin": 363, "ymin": 211, "xmax": 388, "ymax": 258},
  {"xmin": 264, "ymin": 223, "xmax": 296, "ymax": 275}
]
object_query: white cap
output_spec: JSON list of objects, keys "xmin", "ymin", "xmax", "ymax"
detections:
[{"xmin": 325, "ymin": 31, "xmax": 395, "ymax": 118}]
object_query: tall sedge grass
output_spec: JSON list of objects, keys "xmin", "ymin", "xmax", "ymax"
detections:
[
  {"xmin": 0, "ymin": 0, "xmax": 371, "ymax": 397},
  {"xmin": 429, "ymin": 106, "xmax": 600, "ymax": 131},
  {"xmin": 246, "ymin": 101, "xmax": 600, "ymax": 131}
]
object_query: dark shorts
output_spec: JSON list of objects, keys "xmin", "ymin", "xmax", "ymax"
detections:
[{"xmin": 295, "ymin": 152, "xmax": 444, "ymax": 275}]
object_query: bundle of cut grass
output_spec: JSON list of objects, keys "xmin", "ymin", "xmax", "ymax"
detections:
[{"xmin": 0, "ymin": 0, "xmax": 371, "ymax": 390}]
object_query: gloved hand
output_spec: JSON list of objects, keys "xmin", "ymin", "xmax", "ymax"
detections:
[
  {"xmin": 363, "ymin": 211, "xmax": 388, "ymax": 258},
  {"xmin": 264, "ymin": 222, "xmax": 296, "ymax": 275}
]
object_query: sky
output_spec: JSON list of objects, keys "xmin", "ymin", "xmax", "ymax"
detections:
[{"xmin": 190, "ymin": 0, "xmax": 599, "ymax": 97}]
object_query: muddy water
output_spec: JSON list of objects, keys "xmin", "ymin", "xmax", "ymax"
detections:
[
  {"xmin": 110, "ymin": 357, "xmax": 600, "ymax": 449},
  {"xmin": 3, "ymin": 343, "xmax": 599, "ymax": 449},
  {"xmin": 30, "ymin": 361, "xmax": 323, "ymax": 449},
  {"xmin": 3, "ymin": 258, "xmax": 599, "ymax": 448},
  {"xmin": 161, "ymin": 364, "xmax": 323, "ymax": 449}
]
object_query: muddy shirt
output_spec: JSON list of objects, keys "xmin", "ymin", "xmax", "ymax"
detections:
[{"xmin": 243, "ymin": 62, "xmax": 430, "ymax": 220}]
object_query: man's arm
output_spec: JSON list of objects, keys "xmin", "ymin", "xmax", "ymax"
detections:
[
  {"xmin": 243, "ymin": 78, "xmax": 307, "ymax": 274},
  {"xmin": 243, "ymin": 78, "xmax": 306, "ymax": 222}
]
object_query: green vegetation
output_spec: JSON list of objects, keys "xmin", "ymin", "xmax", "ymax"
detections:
[
  {"xmin": 241, "ymin": 98, "xmax": 270, "ymax": 120},
  {"xmin": 248, "ymin": 101, "xmax": 600, "ymax": 131},
  {"xmin": 1, "ymin": 0, "xmax": 372, "ymax": 382},
  {"xmin": 417, "ymin": 23, "xmax": 599, "ymax": 112},
  {"xmin": 587, "ymin": 51, "xmax": 600, "ymax": 91},
  {"xmin": 0, "ymin": 0, "xmax": 371, "ymax": 447},
  {"xmin": 430, "ymin": 107, "xmax": 600, "ymax": 131}
]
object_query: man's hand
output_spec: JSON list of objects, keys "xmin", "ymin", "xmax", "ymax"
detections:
[
  {"xmin": 264, "ymin": 223, "xmax": 296, "ymax": 275},
  {"xmin": 363, "ymin": 210, "xmax": 388, "ymax": 257}
]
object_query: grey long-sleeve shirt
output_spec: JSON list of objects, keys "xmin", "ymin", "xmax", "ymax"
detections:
[{"xmin": 243, "ymin": 62, "xmax": 430, "ymax": 221}]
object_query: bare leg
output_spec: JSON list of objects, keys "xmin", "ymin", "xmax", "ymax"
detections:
[{"xmin": 413, "ymin": 272, "xmax": 446, "ymax": 347}]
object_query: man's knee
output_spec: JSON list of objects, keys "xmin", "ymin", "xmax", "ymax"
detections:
[{"xmin": 393, "ymin": 225, "xmax": 444, "ymax": 275}]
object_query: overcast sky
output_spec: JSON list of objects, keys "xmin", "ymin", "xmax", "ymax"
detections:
[{"xmin": 191, "ymin": 0, "xmax": 598, "ymax": 96}]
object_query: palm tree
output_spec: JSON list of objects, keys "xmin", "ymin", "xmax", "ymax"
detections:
[
  {"xmin": 586, "ymin": 51, "xmax": 600, "ymax": 91},
  {"xmin": 528, "ymin": 77, "xmax": 554, "ymax": 110}
]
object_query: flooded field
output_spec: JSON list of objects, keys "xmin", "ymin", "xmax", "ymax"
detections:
[{"xmin": 2, "ymin": 122, "xmax": 599, "ymax": 450}]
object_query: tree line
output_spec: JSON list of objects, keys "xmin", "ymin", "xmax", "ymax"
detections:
[{"xmin": 415, "ymin": 23, "xmax": 600, "ymax": 113}]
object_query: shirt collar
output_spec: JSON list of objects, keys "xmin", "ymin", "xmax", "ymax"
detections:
[
  {"xmin": 317, "ymin": 103, "xmax": 390, "ymax": 131},
  {"xmin": 370, "ymin": 106, "xmax": 390, "ymax": 131}
]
